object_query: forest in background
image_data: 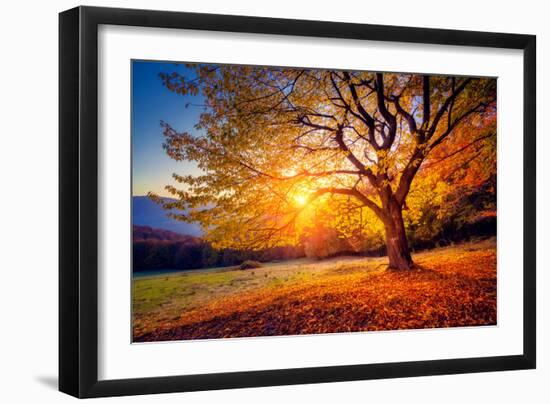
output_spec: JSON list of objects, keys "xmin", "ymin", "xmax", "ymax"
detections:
[
  {"xmin": 133, "ymin": 225, "xmax": 303, "ymax": 271},
  {"xmin": 133, "ymin": 188, "xmax": 495, "ymax": 272}
]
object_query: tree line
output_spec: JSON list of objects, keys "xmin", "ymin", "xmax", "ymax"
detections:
[
  {"xmin": 133, "ymin": 225, "xmax": 304, "ymax": 271},
  {"xmin": 133, "ymin": 187, "xmax": 495, "ymax": 272}
]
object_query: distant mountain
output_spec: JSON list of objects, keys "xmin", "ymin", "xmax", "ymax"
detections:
[
  {"xmin": 132, "ymin": 196, "xmax": 202, "ymax": 236},
  {"xmin": 133, "ymin": 224, "xmax": 201, "ymax": 243}
]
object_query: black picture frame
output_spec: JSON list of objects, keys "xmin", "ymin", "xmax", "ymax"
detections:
[{"xmin": 59, "ymin": 5, "xmax": 536, "ymax": 398}]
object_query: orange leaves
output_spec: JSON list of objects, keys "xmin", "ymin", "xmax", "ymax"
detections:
[{"xmin": 134, "ymin": 240, "xmax": 496, "ymax": 342}]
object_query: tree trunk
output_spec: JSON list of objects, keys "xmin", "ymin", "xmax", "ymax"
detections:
[{"xmin": 383, "ymin": 200, "xmax": 413, "ymax": 270}]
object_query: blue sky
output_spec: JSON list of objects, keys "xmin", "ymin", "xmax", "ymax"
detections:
[{"xmin": 132, "ymin": 60, "xmax": 204, "ymax": 197}]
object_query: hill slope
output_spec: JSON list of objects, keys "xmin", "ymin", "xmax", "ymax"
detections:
[
  {"xmin": 132, "ymin": 196, "xmax": 202, "ymax": 236},
  {"xmin": 133, "ymin": 224, "xmax": 200, "ymax": 243}
]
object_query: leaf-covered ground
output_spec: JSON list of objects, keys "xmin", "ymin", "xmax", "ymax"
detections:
[{"xmin": 133, "ymin": 239, "xmax": 496, "ymax": 342}]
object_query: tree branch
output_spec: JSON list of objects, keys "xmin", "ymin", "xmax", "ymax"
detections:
[
  {"xmin": 334, "ymin": 129, "xmax": 378, "ymax": 186},
  {"xmin": 422, "ymin": 75, "xmax": 431, "ymax": 129},
  {"xmin": 422, "ymin": 132, "xmax": 494, "ymax": 169},
  {"xmin": 392, "ymin": 97, "xmax": 418, "ymax": 135},
  {"xmin": 394, "ymin": 147, "xmax": 425, "ymax": 206},
  {"xmin": 429, "ymin": 100, "xmax": 494, "ymax": 150},
  {"xmin": 314, "ymin": 187, "xmax": 384, "ymax": 218},
  {"xmin": 375, "ymin": 73, "xmax": 397, "ymax": 149},
  {"xmin": 428, "ymin": 78, "xmax": 472, "ymax": 138}
]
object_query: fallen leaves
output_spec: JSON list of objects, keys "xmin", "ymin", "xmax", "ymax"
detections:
[{"xmin": 133, "ymin": 240, "xmax": 497, "ymax": 342}]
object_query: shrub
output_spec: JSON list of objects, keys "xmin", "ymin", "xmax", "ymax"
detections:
[{"xmin": 239, "ymin": 260, "xmax": 263, "ymax": 270}]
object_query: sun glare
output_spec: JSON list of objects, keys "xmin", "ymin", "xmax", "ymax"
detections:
[{"xmin": 294, "ymin": 194, "xmax": 308, "ymax": 207}]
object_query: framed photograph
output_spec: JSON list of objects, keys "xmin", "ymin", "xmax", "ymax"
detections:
[{"xmin": 59, "ymin": 6, "xmax": 536, "ymax": 398}]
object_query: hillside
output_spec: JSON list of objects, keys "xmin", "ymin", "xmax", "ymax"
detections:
[
  {"xmin": 133, "ymin": 224, "xmax": 200, "ymax": 243},
  {"xmin": 132, "ymin": 196, "xmax": 202, "ymax": 236}
]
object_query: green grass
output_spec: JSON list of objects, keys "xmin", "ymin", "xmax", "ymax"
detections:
[
  {"xmin": 132, "ymin": 238, "xmax": 496, "ymax": 337},
  {"xmin": 132, "ymin": 254, "xmax": 386, "ymax": 335}
]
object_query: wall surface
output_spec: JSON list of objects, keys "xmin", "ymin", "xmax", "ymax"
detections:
[{"xmin": 0, "ymin": 0, "xmax": 547, "ymax": 402}]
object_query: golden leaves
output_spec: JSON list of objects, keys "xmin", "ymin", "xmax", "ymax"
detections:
[{"xmin": 134, "ymin": 240, "xmax": 497, "ymax": 342}]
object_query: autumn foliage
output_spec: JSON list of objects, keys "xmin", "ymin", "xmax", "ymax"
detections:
[
  {"xmin": 133, "ymin": 62, "xmax": 498, "ymax": 340},
  {"xmin": 133, "ymin": 240, "xmax": 496, "ymax": 341},
  {"xmin": 152, "ymin": 64, "xmax": 496, "ymax": 270}
]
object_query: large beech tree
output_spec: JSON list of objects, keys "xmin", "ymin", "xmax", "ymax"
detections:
[{"xmin": 152, "ymin": 65, "xmax": 496, "ymax": 270}]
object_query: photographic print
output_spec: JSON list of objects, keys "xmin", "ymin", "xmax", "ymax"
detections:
[{"xmin": 131, "ymin": 60, "xmax": 497, "ymax": 343}]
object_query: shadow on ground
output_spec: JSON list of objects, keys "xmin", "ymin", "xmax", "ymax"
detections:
[{"xmin": 35, "ymin": 375, "xmax": 58, "ymax": 390}]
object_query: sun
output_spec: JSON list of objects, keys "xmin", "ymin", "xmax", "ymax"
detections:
[{"xmin": 294, "ymin": 194, "xmax": 308, "ymax": 207}]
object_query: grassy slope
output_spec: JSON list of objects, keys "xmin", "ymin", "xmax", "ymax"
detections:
[{"xmin": 133, "ymin": 238, "xmax": 497, "ymax": 341}]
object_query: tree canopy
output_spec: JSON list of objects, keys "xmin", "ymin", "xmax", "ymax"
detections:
[{"xmin": 150, "ymin": 64, "xmax": 496, "ymax": 269}]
